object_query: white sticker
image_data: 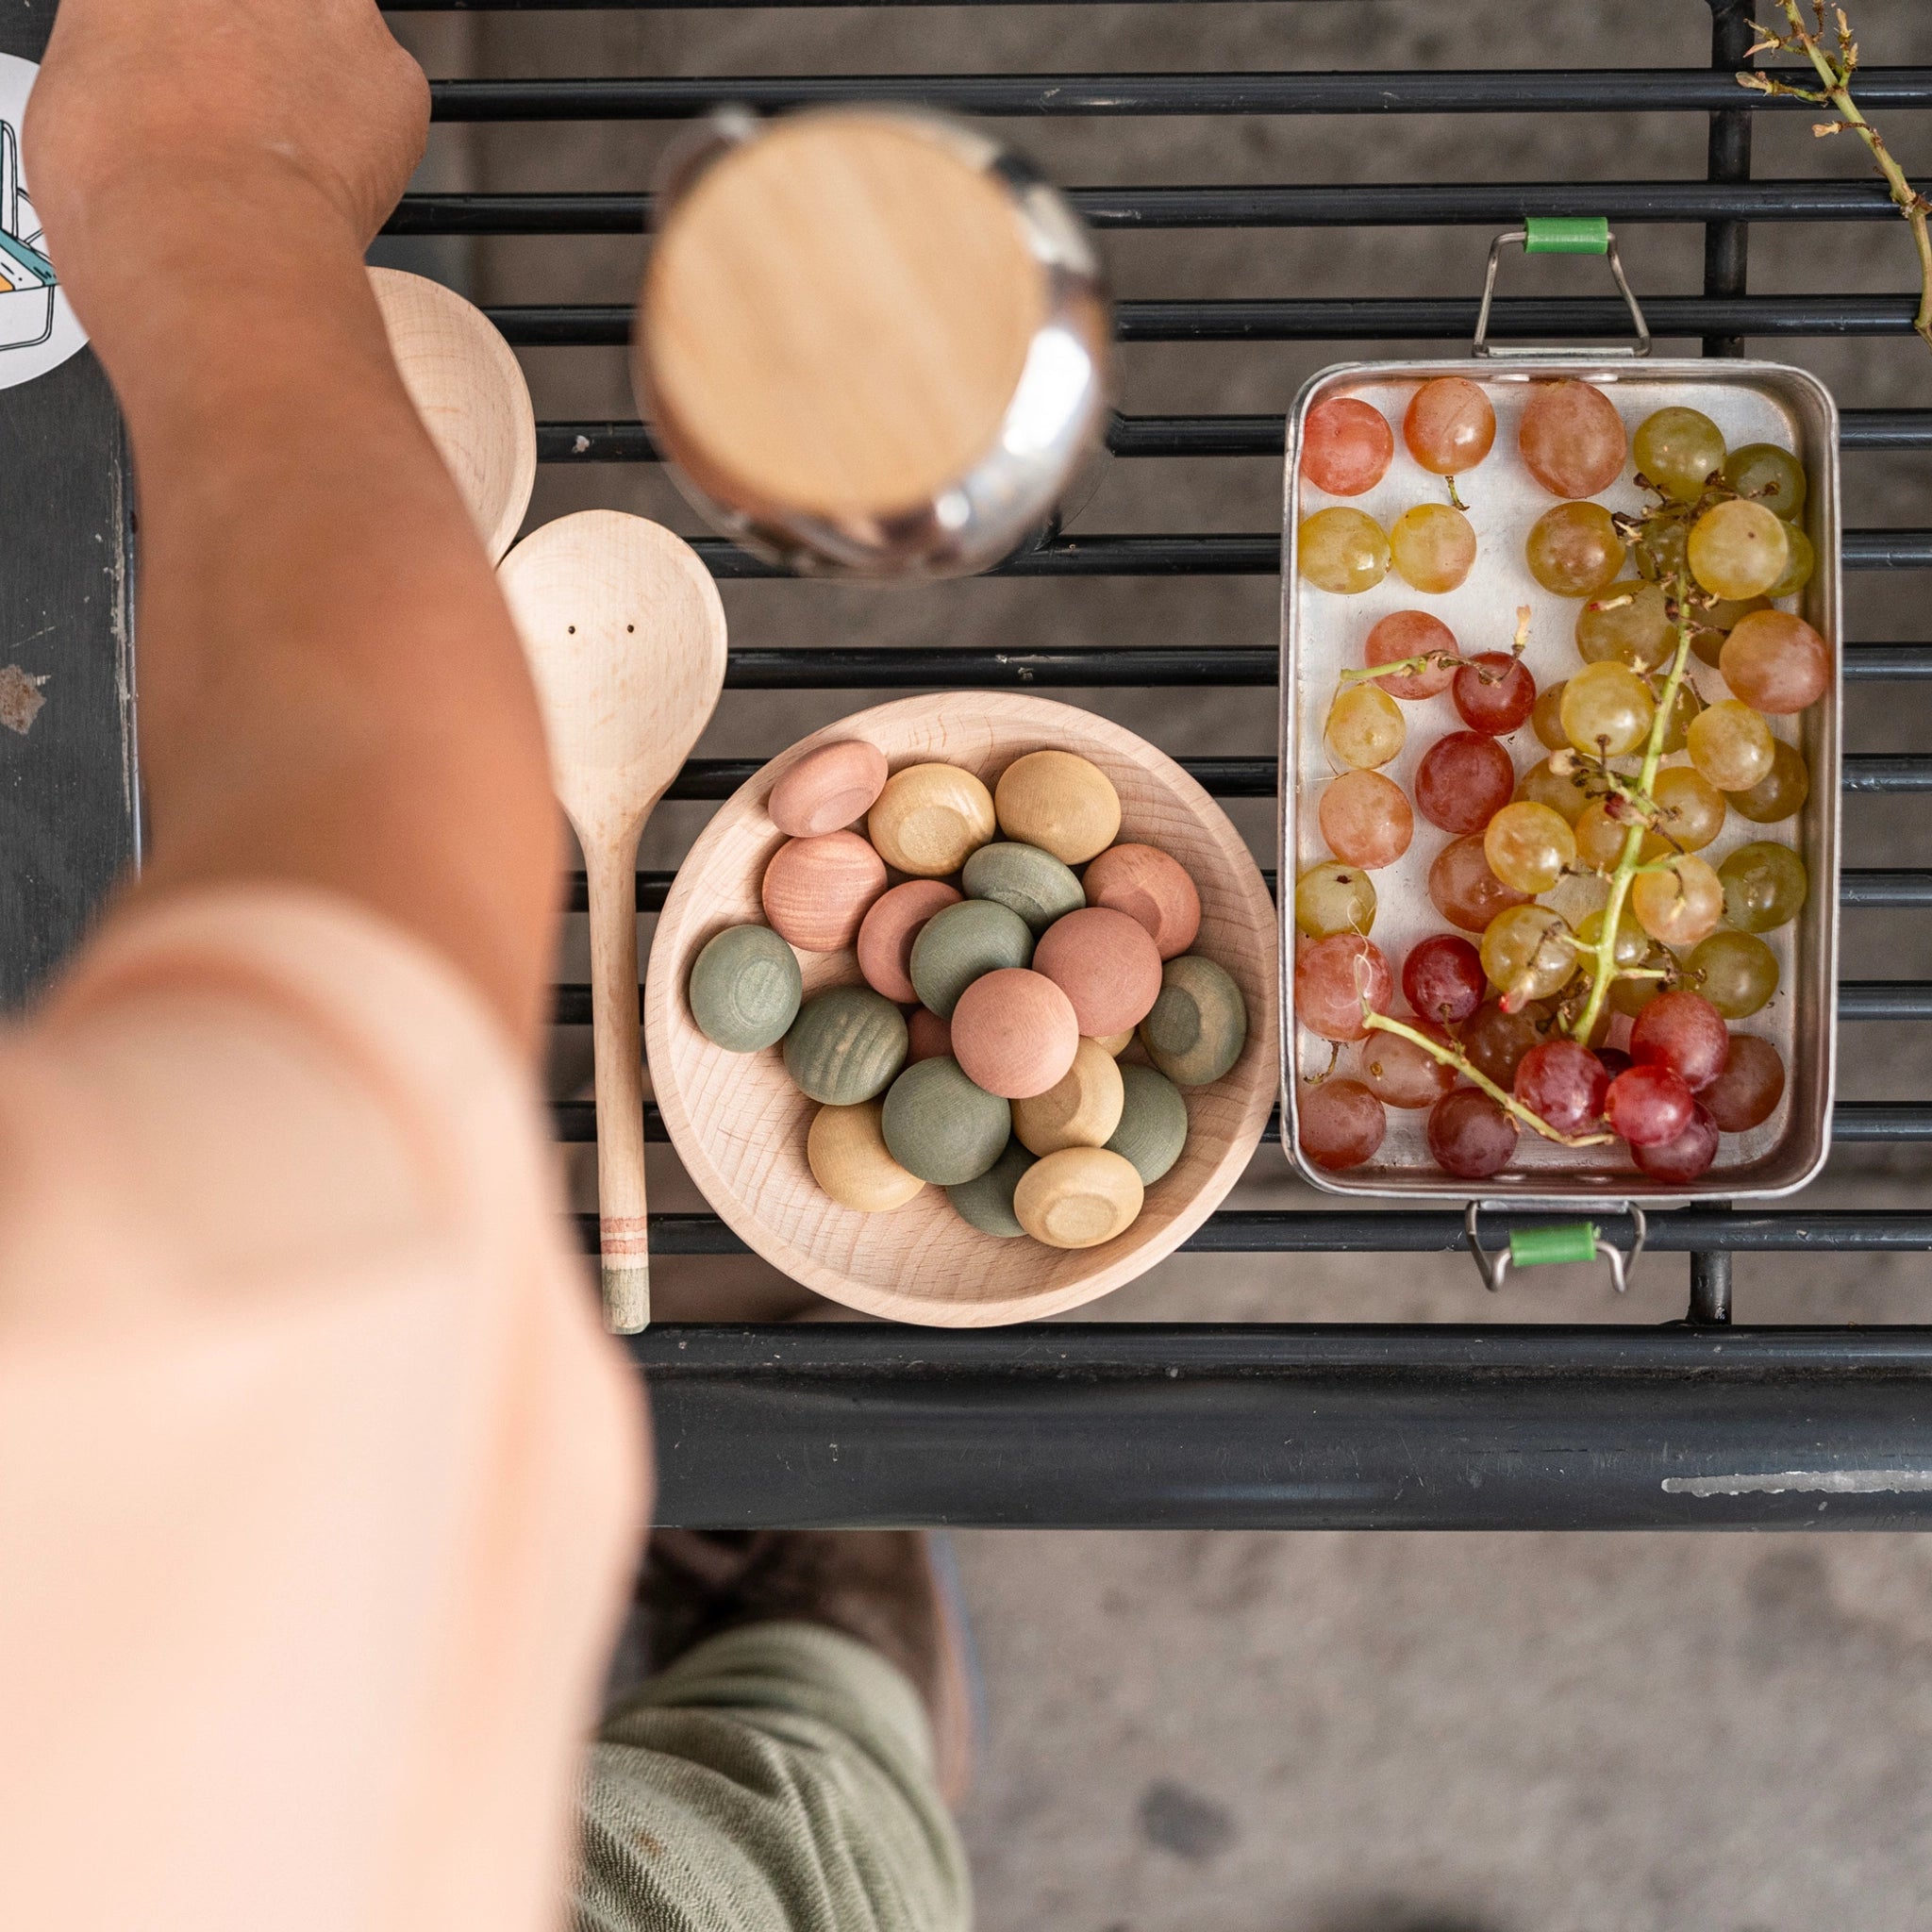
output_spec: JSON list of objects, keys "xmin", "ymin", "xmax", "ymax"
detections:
[{"xmin": 0, "ymin": 54, "xmax": 87, "ymax": 389}]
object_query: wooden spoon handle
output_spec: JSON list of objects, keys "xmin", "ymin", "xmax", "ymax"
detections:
[{"xmin": 584, "ymin": 830, "xmax": 650, "ymax": 1332}]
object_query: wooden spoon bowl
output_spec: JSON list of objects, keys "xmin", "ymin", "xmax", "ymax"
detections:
[{"xmin": 643, "ymin": 693, "xmax": 1277, "ymax": 1325}]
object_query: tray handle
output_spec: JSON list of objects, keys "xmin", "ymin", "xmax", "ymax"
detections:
[
  {"xmin": 1473, "ymin": 219, "xmax": 1653, "ymax": 360},
  {"xmin": 1463, "ymin": 1202, "xmax": 1648, "ymax": 1295}
]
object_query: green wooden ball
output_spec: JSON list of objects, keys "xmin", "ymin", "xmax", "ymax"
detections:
[
  {"xmin": 782, "ymin": 987, "xmax": 908, "ymax": 1105},
  {"xmin": 1105, "ymin": 1063, "xmax": 1190, "ymax": 1184},
  {"xmin": 688, "ymin": 923, "xmax": 803, "ymax": 1052},
  {"xmin": 946, "ymin": 1139, "xmax": 1036, "ymax": 1239},
  {"xmin": 880, "ymin": 1056, "xmax": 1012, "ymax": 1185},
  {"xmin": 961, "ymin": 841, "xmax": 1086, "ymax": 935},
  {"xmin": 908, "ymin": 899, "xmax": 1034, "ymax": 1019},
  {"xmin": 1141, "ymin": 956, "xmax": 1247, "ymax": 1087}
]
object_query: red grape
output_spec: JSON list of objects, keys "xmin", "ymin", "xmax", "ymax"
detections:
[
  {"xmin": 1364, "ymin": 609, "xmax": 1459, "ymax": 701},
  {"xmin": 1295, "ymin": 934, "xmax": 1395, "ymax": 1042},
  {"xmin": 1427, "ymin": 1087, "xmax": 1519, "ymax": 1179},
  {"xmin": 1452, "ymin": 652, "xmax": 1537, "ymax": 736},
  {"xmin": 1596, "ymin": 1046, "xmax": 1634, "ymax": 1082},
  {"xmin": 1459, "ymin": 1000, "xmax": 1547, "ymax": 1090},
  {"xmin": 1319, "ymin": 768, "xmax": 1413, "ymax": 870},
  {"xmin": 1298, "ymin": 1077, "xmax": 1388, "ymax": 1171},
  {"xmin": 1719, "ymin": 611, "xmax": 1831, "ymax": 716},
  {"xmin": 1702, "ymin": 1034, "xmax": 1786, "ymax": 1133},
  {"xmin": 1415, "ymin": 731, "xmax": 1517, "ymax": 834},
  {"xmin": 1519, "ymin": 380, "xmax": 1628, "ymax": 498},
  {"xmin": 1513, "ymin": 1040, "xmax": 1610, "ymax": 1135},
  {"xmin": 1301, "ymin": 397, "xmax": 1395, "ymax": 497},
  {"xmin": 1357, "ymin": 1021, "xmax": 1457, "ymax": 1108},
  {"xmin": 1604, "ymin": 1063, "xmax": 1695, "ymax": 1147},
  {"xmin": 1403, "ymin": 933, "xmax": 1487, "ymax": 1024},
  {"xmin": 1404, "ymin": 376, "xmax": 1496, "ymax": 477},
  {"xmin": 1427, "ymin": 835, "xmax": 1531, "ymax": 932},
  {"xmin": 1631, "ymin": 1104, "xmax": 1720, "ymax": 1183},
  {"xmin": 1629, "ymin": 991, "xmax": 1730, "ymax": 1091}
]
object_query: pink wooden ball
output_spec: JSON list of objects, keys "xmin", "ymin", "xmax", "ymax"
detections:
[
  {"xmin": 906, "ymin": 1007, "xmax": 953, "ymax": 1065},
  {"xmin": 857, "ymin": 879, "xmax": 962, "ymax": 1003},
  {"xmin": 760, "ymin": 831, "xmax": 887, "ymax": 953},
  {"xmin": 768, "ymin": 740, "xmax": 891, "ymax": 838},
  {"xmin": 949, "ymin": 968, "xmax": 1081, "ymax": 1100},
  {"xmin": 1081, "ymin": 843, "xmax": 1202, "ymax": 959},
  {"xmin": 1032, "ymin": 906, "xmax": 1164, "ymax": 1036}
]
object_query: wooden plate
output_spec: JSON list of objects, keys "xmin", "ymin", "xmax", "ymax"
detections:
[{"xmin": 642, "ymin": 693, "xmax": 1278, "ymax": 1324}]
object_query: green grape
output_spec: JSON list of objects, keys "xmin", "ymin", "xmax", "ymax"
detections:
[
  {"xmin": 1686, "ymin": 698, "xmax": 1774, "ymax": 791},
  {"xmin": 1718, "ymin": 841, "xmax": 1808, "ymax": 933},
  {"xmin": 1561, "ymin": 661, "xmax": 1655, "ymax": 758},
  {"xmin": 1634, "ymin": 407, "xmax": 1727, "ymax": 504},
  {"xmin": 1647, "ymin": 765, "xmax": 1727, "ymax": 854},
  {"xmin": 1726, "ymin": 739, "xmax": 1809, "ymax": 824},
  {"xmin": 1484, "ymin": 801, "xmax": 1577, "ymax": 894},
  {"xmin": 1480, "ymin": 904, "xmax": 1576, "ymax": 1006},
  {"xmin": 1684, "ymin": 929, "xmax": 1779, "ymax": 1019},
  {"xmin": 1635, "ymin": 514, "xmax": 1690, "ymax": 586},
  {"xmin": 1574, "ymin": 799, "xmax": 1635, "ymax": 872},
  {"xmin": 1300, "ymin": 508, "xmax": 1391, "ymax": 594},
  {"xmin": 1632, "ymin": 855, "xmax": 1724, "ymax": 947},
  {"xmin": 1690, "ymin": 593, "xmax": 1770, "ymax": 668},
  {"xmin": 1766, "ymin": 523, "xmax": 1815, "ymax": 601},
  {"xmin": 1575, "ymin": 579, "xmax": 1674, "ymax": 671},
  {"xmin": 1324, "ymin": 684, "xmax": 1406, "ymax": 770},
  {"xmin": 1526, "ymin": 502, "xmax": 1627, "ymax": 598},
  {"xmin": 1610, "ymin": 954, "xmax": 1674, "ymax": 1018},
  {"xmin": 1294, "ymin": 860, "xmax": 1377, "ymax": 939},
  {"xmin": 1515, "ymin": 756, "xmax": 1591, "ymax": 826},
  {"xmin": 1532, "ymin": 681, "xmax": 1570, "ymax": 752},
  {"xmin": 1723, "ymin": 442, "xmax": 1808, "ymax": 522},
  {"xmin": 1655, "ymin": 677, "xmax": 1703, "ymax": 756},
  {"xmin": 1389, "ymin": 502, "xmax": 1477, "ymax": 592},
  {"xmin": 1688, "ymin": 499, "xmax": 1790, "ymax": 601},
  {"xmin": 1575, "ymin": 905, "xmax": 1650, "ymax": 979}
]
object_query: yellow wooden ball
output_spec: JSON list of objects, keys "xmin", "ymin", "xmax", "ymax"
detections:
[
  {"xmin": 807, "ymin": 1101, "xmax": 926, "ymax": 1211},
  {"xmin": 868, "ymin": 762, "xmax": 997, "ymax": 876},
  {"xmin": 1013, "ymin": 1146, "xmax": 1144, "ymax": 1248},
  {"xmin": 993, "ymin": 750, "xmax": 1121, "ymax": 864},
  {"xmin": 1011, "ymin": 1036, "xmax": 1125, "ymax": 1155}
]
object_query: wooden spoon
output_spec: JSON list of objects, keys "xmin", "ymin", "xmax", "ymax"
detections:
[
  {"xmin": 371, "ymin": 266, "xmax": 537, "ymax": 564},
  {"xmin": 499, "ymin": 510, "xmax": 728, "ymax": 1331}
]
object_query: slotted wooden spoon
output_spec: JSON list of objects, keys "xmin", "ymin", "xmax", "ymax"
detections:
[{"xmin": 499, "ymin": 510, "xmax": 727, "ymax": 1331}]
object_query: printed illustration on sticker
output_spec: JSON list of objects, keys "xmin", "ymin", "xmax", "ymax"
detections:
[{"xmin": 0, "ymin": 55, "xmax": 88, "ymax": 388}]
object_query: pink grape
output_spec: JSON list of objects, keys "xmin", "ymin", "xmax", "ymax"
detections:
[
  {"xmin": 1703, "ymin": 1034, "xmax": 1786, "ymax": 1133},
  {"xmin": 1298, "ymin": 1077, "xmax": 1388, "ymax": 1171},
  {"xmin": 1453, "ymin": 652, "xmax": 1537, "ymax": 735},
  {"xmin": 1459, "ymin": 1000, "xmax": 1547, "ymax": 1089},
  {"xmin": 1415, "ymin": 732, "xmax": 1517, "ymax": 835},
  {"xmin": 1427, "ymin": 835, "xmax": 1531, "ymax": 932},
  {"xmin": 1404, "ymin": 376, "xmax": 1496, "ymax": 476},
  {"xmin": 1319, "ymin": 768, "xmax": 1414, "ymax": 870},
  {"xmin": 1295, "ymin": 935, "xmax": 1395, "ymax": 1042},
  {"xmin": 1426, "ymin": 1087, "xmax": 1519, "ymax": 1180},
  {"xmin": 1403, "ymin": 933, "xmax": 1487, "ymax": 1024},
  {"xmin": 1301, "ymin": 397, "xmax": 1395, "ymax": 496},
  {"xmin": 1513, "ymin": 1040, "xmax": 1610, "ymax": 1135},
  {"xmin": 1363, "ymin": 609, "xmax": 1459, "ymax": 700},
  {"xmin": 1631, "ymin": 1104, "xmax": 1720, "ymax": 1182},
  {"xmin": 1719, "ymin": 611, "xmax": 1831, "ymax": 715},
  {"xmin": 1604, "ymin": 1063, "xmax": 1695, "ymax": 1147},
  {"xmin": 1629, "ymin": 990, "xmax": 1730, "ymax": 1091},
  {"xmin": 1519, "ymin": 380, "xmax": 1627, "ymax": 498},
  {"xmin": 1357, "ymin": 1023, "xmax": 1457, "ymax": 1109}
]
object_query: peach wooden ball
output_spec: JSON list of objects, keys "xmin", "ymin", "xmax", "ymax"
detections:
[
  {"xmin": 1032, "ymin": 905, "xmax": 1164, "ymax": 1036},
  {"xmin": 950, "ymin": 968, "xmax": 1080, "ymax": 1100},
  {"xmin": 858, "ymin": 879, "xmax": 962, "ymax": 1003},
  {"xmin": 768, "ymin": 739, "xmax": 891, "ymax": 838},
  {"xmin": 1080, "ymin": 842, "xmax": 1202, "ymax": 959},
  {"xmin": 760, "ymin": 830, "xmax": 887, "ymax": 952},
  {"xmin": 642, "ymin": 692, "xmax": 1278, "ymax": 1326}
]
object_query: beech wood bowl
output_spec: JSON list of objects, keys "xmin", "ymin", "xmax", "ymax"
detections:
[{"xmin": 642, "ymin": 693, "xmax": 1278, "ymax": 1324}]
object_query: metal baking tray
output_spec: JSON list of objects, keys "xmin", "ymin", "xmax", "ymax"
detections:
[{"xmin": 1277, "ymin": 355, "xmax": 1841, "ymax": 1205}]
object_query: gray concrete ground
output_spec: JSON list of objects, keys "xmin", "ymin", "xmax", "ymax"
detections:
[{"xmin": 400, "ymin": 5, "xmax": 1932, "ymax": 1924}]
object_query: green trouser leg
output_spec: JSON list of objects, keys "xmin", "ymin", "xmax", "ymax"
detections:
[{"xmin": 575, "ymin": 1622, "xmax": 972, "ymax": 1932}]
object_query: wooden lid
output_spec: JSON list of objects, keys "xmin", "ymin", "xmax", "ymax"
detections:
[{"xmin": 640, "ymin": 113, "xmax": 1047, "ymax": 521}]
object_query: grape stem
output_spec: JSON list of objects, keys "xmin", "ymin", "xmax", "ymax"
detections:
[{"xmin": 1360, "ymin": 1011, "xmax": 1615, "ymax": 1149}]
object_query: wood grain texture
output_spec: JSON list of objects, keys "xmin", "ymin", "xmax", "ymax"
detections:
[
  {"xmin": 642, "ymin": 693, "xmax": 1277, "ymax": 1326},
  {"xmin": 759, "ymin": 829, "xmax": 887, "ymax": 952}
]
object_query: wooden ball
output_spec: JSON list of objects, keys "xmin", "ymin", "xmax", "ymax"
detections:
[
  {"xmin": 906, "ymin": 1007, "xmax": 953, "ymax": 1065},
  {"xmin": 880, "ymin": 1057, "xmax": 1012, "ymax": 1185},
  {"xmin": 994, "ymin": 750, "xmax": 1121, "ymax": 864},
  {"xmin": 857, "ymin": 879, "xmax": 962, "ymax": 1003},
  {"xmin": 945, "ymin": 1140, "xmax": 1036, "ymax": 1239},
  {"xmin": 868, "ymin": 762, "xmax": 997, "ymax": 876},
  {"xmin": 761, "ymin": 830, "xmax": 888, "ymax": 952},
  {"xmin": 1013, "ymin": 1146, "xmax": 1144, "ymax": 1249},
  {"xmin": 949, "ymin": 968, "xmax": 1080, "ymax": 1100},
  {"xmin": 960, "ymin": 841, "xmax": 1085, "ymax": 934},
  {"xmin": 1105, "ymin": 1062, "xmax": 1190, "ymax": 1185},
  {"xmin": 769, "ymin": 740, "xmax": 890, "ymax": 838},
  {"xmin": 1032, "ymin": 906, "xmax": 1163, "ymax": 1036},
  {"xmin": 688, "ymin": 923, "xmax": 803, "ymax": 1052},
  {"xmin": 1091, "ymin": 1028, "xmax": 1135, "ymax": 1058},
  {"xmin": 1082, "ymin": 842, "xmax": 1202, "ymax": 959},
  {"xmin": 908, "ymin": 898, "xmax": 1034, "ymax": 1019},
  {"xmin": 808, "ymin": 1101, "xmax": 925, "ymax": 1212},
  {"xmin": 782, "ymin": 987, "xmax": 908, "ymax": 1104},
  {"xmin": 1141, "ymin": 956, "xmax": 1248, "ymax": 1087},
  {"xmin": 1012, "ymin": 1036, "xmax": 1125, "ymax": 1155}
]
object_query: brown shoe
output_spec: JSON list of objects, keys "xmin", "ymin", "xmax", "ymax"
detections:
[{"xmin": 640, "ymin": 1527, "xmax": 976, "ymax": 1806}]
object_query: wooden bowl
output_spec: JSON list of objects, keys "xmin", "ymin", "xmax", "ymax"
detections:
[{"xmin": 642, "ymin": 693, "xmax": 1278, "ymax": 1324}]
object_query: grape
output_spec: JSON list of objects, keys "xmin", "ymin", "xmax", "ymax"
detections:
[
  {"xmin": 1427, "ymin": 834, "xmax": 1531, "ymax": 932},
  {"xmin": 1718, "ymin": 841, "xmax": 1808, "ymax": 933},
  {"xmin": 1532, "ymin": 681, "xmax": 1570, "ymax": 751},
  {"xmin": 1631, "ymin": 1103, "xmax": 1720, "ymax": 1182},
  {"xmin": 1459, "ymin": 999, "xmax": 1549, "ymax": 1089},
  {"xmin": 1363, "ymin": 609, "xmax": 1459, "ymax": 700},
  {"xmin": 1301, "ymin": 397, "xmax": 1395, "ymax": 497},
  {"xmin": 1295, "ymin": 934, "xmax": 1395, "ymax": 1041},
  {"xmin": 1655, "ymin": 679, "xmax": 1702, "ymax": 758},
  {"xmin": 1767, "ymin": 523, "xmax": 1815, "ymax": 601},
  {"xmin": 1576, "ymin": 579, "xmax": 1674, "ymax": 671},
  {"xmin": 1391, "ymin": 503, "xmax": 1477, "ymax": 592},
  {"xmin": 1480, "ymin": 904, "xmax": 1576, "ymax": 1006},
  {"xmin": 1414, "ymin": 731, "xmax": 1517, "ymax": 834},
  {"xmin": 1516, "ymin": 756, "xmax": 1591, "ymax": 825},
  {"xmin": 1404, "ymin": 375, "xmax": 1496, "ymax": 476},
  {"xmin": 1723, "ymin": 442, "xmax": 1807, "ymax": 522},
  {"xmin": 1574, "ymin": 799, "xmax": 1635, "ymax": 873},
  {"xmin": 1630, "ymin": 989, "xmax": 1730, "ymax": 1091},
  {"xmin": 1702, "ymin": 1033, "xmax": 1785, "ymax": 1132},
  {"xmin": 1688, "ymin": 499, "xmax": 1790, "ymax": 601},
  {"xmin": 1294, "ymin": 859, "xmax": 1376, "ymax": 939},
  {"xmin": 1356, "ymin": 1024, "xmax": 1457, "ymax": 1109},
  {"xmin": 1427, "ymin": 1087, "xmax": 1518, "ymax": 1179},
  {"xmin": 1453, "ymin": 652, "xmax": 1537, "ymax": 735},
  {"xmin": 1298, "ymin": 1076, "xmax": 1388, "ymax": 1171},
  {"xmin": 1648, "ymin": 766, "xmax": 1726, "ymax": 854},
  {"xmin": 1683, "ymin": 929, "xmax": 1778, "ymax": 1019},
  {"xmin": 1574, "ymin": 904, "xmax": 1650, "ymax": 981},
  {"xmin": 1318, "ymin": 768, "xmax": 1414, "ymax": 870},
  {"xmin": 1526, "ymin": 503, "xmax": 1627, "ymax": 598},
  {"xmin": 1561, "ymin": 661, "xmax": 1655, "ymax": 758},
  {"xmin": 1632, "ymin": 855, "xmax": 1724, "ymax": 947},
  {"xmin": 1634, "ymin": 406, "xmax": 1727, "ymax": 504},
  {"xmin": 1609, "ymin": 941, "xmax": 1674, "ymax": 1019},
  {"xmin": 1403, "ymin": 932, "xmax": 1487, "ymax": 1024},
  {"xmin": 1604, "ymin": 1063, "xmax": 1694, "ymax": 1146},
  {"xmin": 1635, "ymin": 514, "xmax": 1690, "ymax": 587},
  {"xmin": 1484, "ymin": 800, "xmax": 1576, "ymax": 893},
  {"xmin": 1324, "ymin": 683, "xmax": 1406, "ymax": 770},
  {"xmin": 1719, "ymin": 610, "xmax": 1830, "ymax": 715},
  {"xmin": 1690, "ymin": 593, "xmax": 1770, "ymax": 668},
  {"xmin": 1520, "ymin": 380, "xmax": 1628, "ymax": 498},
  {"xmin": 1300, "ymin": 508, "xmax": 1391, "ymax": 594},
  {"xmin": 1725, "ymin": 739, "xmax": 1808, "ymax": 824},
  {"xmin": 1596, "ymin": 1046, "xmax": 1635, "ymax": 1080},
  {"xmin": 1514, "ymin": 1040, "xmax": 1610, "ymax": 1134},
  {"xmin": 1687, "ymin": 699, "xmax": 1774, "ymax": 791}
]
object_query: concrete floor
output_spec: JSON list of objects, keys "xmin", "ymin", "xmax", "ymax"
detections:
[{"xmin": 398, "ymin": 4, "xmax": 1932, "ymax": 1924}]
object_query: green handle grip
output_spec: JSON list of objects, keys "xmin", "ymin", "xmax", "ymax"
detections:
[
  {"xmin": 1524, "ymin": 215, "xmax": 1610, "ymax": 257},
  {"xmin": 1509, "ymin": 1223, "xmax": 1601, "ymax": 1268}
]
